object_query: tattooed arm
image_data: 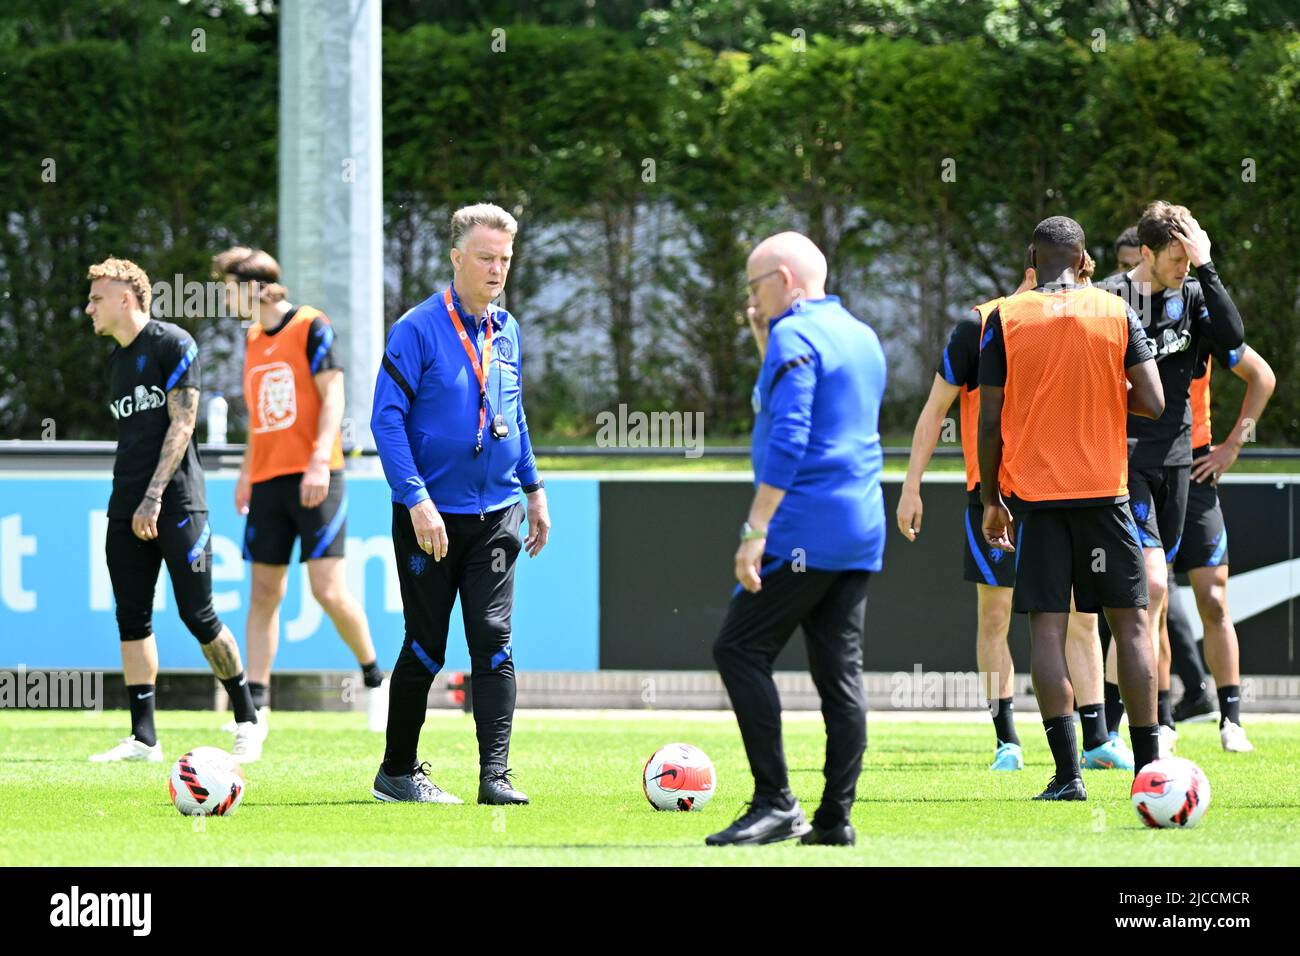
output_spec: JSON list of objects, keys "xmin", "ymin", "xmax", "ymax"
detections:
[{"xmin": 132, "ymin": 386, "xmax": 199, "ymax": 541}]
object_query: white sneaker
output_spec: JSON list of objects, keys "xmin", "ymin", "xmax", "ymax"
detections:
[
  {"xmin": 89, "ymin": 736, "xmax": 162, "ymax": 763},
  {"xmin": 1220, "ymin": 719, "xmax": 1254, "ymax": 753},
  {"xmin": 222, "ymin": 706, "xmax": 269, "ymax": 734},
  {"xmin": 1158, "ymin": 724, "xmax": 1178, "ymax": 758},
  {"xmin": 231, "ymin": 718, "xmax": 269, "ymax": 763},
  {"xmin": 366, "ymin": 678, "xmax": 390, "ymax": 733}
]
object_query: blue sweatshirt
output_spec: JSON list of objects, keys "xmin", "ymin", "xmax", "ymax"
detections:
[
  {"xmin": 372, "ymin": 286, "xmax": 539, "ymax": 514},
  {"xmin": 751, "ymin": 296, "xmax": 887, "ymax": 572}
]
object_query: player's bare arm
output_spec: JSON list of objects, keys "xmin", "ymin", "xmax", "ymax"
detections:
[
  {"xmin": 976, "ymin": 384, "xmax": 1012, "ymax": 552},
  {"xmin": 301, "ymin": 367, "xmax": 344, "ymax": 509},
  {"xmin": 1191, "ymin": 347, "xmax": 1276, "ymax": 483},
  {"xmin": 897, "ymin": 374, "xmax": 961, "ymax": 541},
  {"xmin": 132, "ymin": 386, "xmax": 198, "ymax": 541},
  {"xmin": 235, "ymin": 447, "xmax": 252, "ymax": 516},
  {"xmin": 1126, "ymin": 358, "xmax": 1164, "ymax": 420}
]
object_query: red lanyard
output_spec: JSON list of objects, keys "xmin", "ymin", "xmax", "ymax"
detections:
[{"xmin": 444, "ymin": 287, "xmax": 493, "ymax": 444}]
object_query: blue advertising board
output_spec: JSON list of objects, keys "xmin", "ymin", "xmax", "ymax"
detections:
[{"xmin": 0, "ymin": 474, "xmax": 600, "ymax": 671}]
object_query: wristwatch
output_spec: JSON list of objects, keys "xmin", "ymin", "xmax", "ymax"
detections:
[
  {"xmin": 740, "ymin": 521, "xmax": 767, "ymax": 541},
  {"xmin": 523, "ymin": 479, "xmax": 545, "ymax": 494}
]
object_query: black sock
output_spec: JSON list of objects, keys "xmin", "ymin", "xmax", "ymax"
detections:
[
  {"xmin": 222, "ymin": 673, "xmax": 257, "ymax": 724},
  {"xmin": 1042, "ymin": 715, "xmax": 1080, "ymax": 783},
  {"xmin": 992, "ymin": 696, "xmax": 1019, "ymax": 746},
  {"xmin": 1077, "ymin": 702, "xmax": 1108, "ymax": 751},
  {"xmin": 248, "ymin": 681, "xmax": 269, "ymax": 710},
  {"xmin": 1218, "ymin": 684, "xmax": 1242, "ymax": 727},
  {"xmin": 1104, "ymin": 681, "xmax": 1125, "ymax": 733},
  {"xmin": 126, "ymin": 683, "xmax": 157, "ymax": 747},
  {"xmin": 1157, "ymin": 689, "xmax": 1174, "ymax": 729},
  {"xmin": 1130, "ymin": 724, "xmax": 1160, "ymax": 774},
  {"xmin": 361, "ymin": 660, "xmax": 386, "ymax": 689},
  {"xmin": 382, "ymin": 643, "xmax": 434, "ymax": 776}
]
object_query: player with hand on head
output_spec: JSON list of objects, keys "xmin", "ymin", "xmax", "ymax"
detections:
[
  {"xmin": 1096, "ymin": 203, "xmax": 1245, "ymax": 757},
  {"xmin": 215, "ymin": 247, "xmax": 388, "ymax": 737},
  {"xmin": 978, "ymin": 217, "xmax": 1164, "ymax": 800},
  {"xmin": 86, "ymin": 258, "xmax": 264, "ymax": 763}
]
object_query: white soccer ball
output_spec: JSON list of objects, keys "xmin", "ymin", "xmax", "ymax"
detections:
[
  {"xmin": 642, "ymin": 743, "xmax": 716, "ymax": 812},
  {"xmin": 1131, "ymin": 756, "xmax": 1210, "ymax": 829},
  {"xmin": 169, "ymin": 747, "xmax": 245, "ymax": 817}
]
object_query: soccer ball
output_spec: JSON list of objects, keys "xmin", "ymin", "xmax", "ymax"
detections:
[
  {"xmin": 168, "ymin": 747, "xmax": 245, "ymax": 817},
  {"xmin": 1131, "ymin": 757, "xmax": 1210, "ymax": 829},
  {"xmin": 642, "ymin": 743, "xmax": 716, "ymax": 812}
]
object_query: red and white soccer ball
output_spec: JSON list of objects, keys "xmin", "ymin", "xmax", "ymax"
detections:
[
  {"xmin": 1131, "ymin": 756, "xmax": 1210, "ymax": 829},
  {"xmin": 169, "ymin": 747, "xmax": 245, "ymax": 817},
  {"xmin": 643, "ymin": 743, "xmax": 716, "ymax": 812}
]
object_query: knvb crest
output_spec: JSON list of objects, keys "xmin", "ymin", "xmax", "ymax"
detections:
[{"xmin": 408, "ymin": 553, "xmax": 428, "ymax": 576}]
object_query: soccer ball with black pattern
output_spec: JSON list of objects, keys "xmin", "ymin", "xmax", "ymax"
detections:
[
  {"xmin": 642, "ymin": 743, "xmax": 716, "ymax": 812},
  {"xmin": 169, "ymin": 747, "xmax": 245, "ymax": 816},
  {"xmin": 1131, "ymin": 757, "xmax": 1211, "ymax": 829}
]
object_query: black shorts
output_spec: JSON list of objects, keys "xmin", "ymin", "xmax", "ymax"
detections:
[
  {"xmin": 243, "ymin": 471, "xmax": 347, "ymax": 565},
  {"xmin": 391, "ymin": 500, "xmax": 523, "ymax": 675},
  {"xmin": 1173, "ymin": 473, "xmax": 1229, "ymax": 571},
  {"xmin": 1011, "ymin": 504, "xmax": 1149, "ymax": 614},
  {"xmin": 1128, "ymin": 465, "xmax": 1190, "ymax": 558},
  {"xmin": 963, "ymin": 499, "xmax": 1016, "ymax": 588},
  {"xmin": 105, "ymin": 512, "xmax": 222, "ymax": 643}
]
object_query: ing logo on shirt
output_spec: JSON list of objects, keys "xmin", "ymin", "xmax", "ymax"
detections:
[
  {"xmin": 108, "ymin": 384, "xmax": 166, "ymax": 420},
  {"xmin": 249, "ymin": 361, "xmax": 297, "ymax": 433}
]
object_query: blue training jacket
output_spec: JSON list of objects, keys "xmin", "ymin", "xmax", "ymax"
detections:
[
  {"xmin": 751, "ymin": 295, "xmax": 887, "ymax": 572},
  {"xmin": 372, "ymin": 286, "xmax": 539, "ymax": 515}
]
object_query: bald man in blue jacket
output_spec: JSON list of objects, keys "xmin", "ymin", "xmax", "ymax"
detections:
[{"xmin": 708, "ymin": 232, "xmax": 886, "ymax": 848}]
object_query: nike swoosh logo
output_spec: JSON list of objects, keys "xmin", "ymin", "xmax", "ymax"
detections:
[
  {"xmin": 136, "ymin": 692, "xmax": 154, "ymax": 700},
  {"xmin": 1227, "ymin": 697, "xmax": 1239, "ymax": 703},
  {"xmin": 239, "ymin": 677, "xmax": 247, "ymax": 687},
  {"xmin": 1173, "ymin": 557, "xmax": 1300, "ymax": 641},
  {"xmin": 1083, "ymin": 712, "xmax": 1098, "ymax": 718}
]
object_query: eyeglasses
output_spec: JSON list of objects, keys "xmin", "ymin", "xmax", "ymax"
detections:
[{"xmin": 746, "ymin": 269, "xmax": 781, "ymax": 293}]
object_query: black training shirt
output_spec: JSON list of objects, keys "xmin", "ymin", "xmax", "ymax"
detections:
[
  {"xmin": 106, "ymin": 320, "xmax": 208, "ymax": 518},
  {"xmin": 1095, "ymin": 263, "xmax": 1244, "ymax": 469}
]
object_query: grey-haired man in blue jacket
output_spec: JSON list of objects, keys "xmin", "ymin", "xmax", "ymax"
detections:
[{"xmin": 369, "ymin": 203, "xmax": 550, "ymax": 806}]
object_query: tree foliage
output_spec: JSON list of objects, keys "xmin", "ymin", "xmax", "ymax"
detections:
[{"xmin": 2, "ymin": 2, "xmax": 1297, "ymax": 443}]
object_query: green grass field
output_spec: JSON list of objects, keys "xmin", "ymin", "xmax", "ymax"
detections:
[{"xmin": 2, "ymin": 710, "xmax": 1297, "ymax": 866}]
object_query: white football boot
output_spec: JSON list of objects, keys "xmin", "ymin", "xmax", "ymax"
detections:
[
  {"xmin": 1158, "ymin": 724, "xmax": 1178, "ymax": 758},
  {"xmin": 231, "ymin": 717, "xmax": 269, "ymax": 763},
  {"xmin": 222, "ymin": 706, "xmax": 269, "ymax": 734},
  {"xmin": 89, "ymin": 736, "xmax": 163, "ymax": 763},
  {"xmin": 366, "ymin": 678, "xmax": 390, "ymax": 733},
  {"xmin": 1220, "ymin": 719, "xmax": 1254, "ymax": 753}
]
